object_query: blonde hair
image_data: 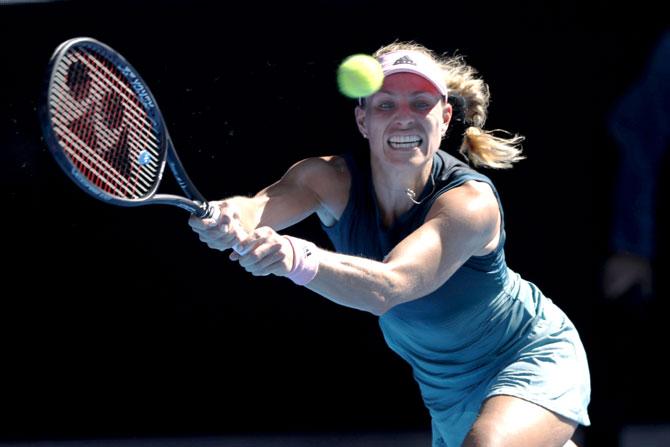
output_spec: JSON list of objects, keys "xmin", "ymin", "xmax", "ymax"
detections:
[{"xmin": 372, "ymin": 41, "xmax": 525, "ymax": 169}]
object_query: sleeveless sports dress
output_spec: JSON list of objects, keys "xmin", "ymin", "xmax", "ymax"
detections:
[{"xmin": 321, "ymin": 149, "xmax": 591, "ymax": 447}]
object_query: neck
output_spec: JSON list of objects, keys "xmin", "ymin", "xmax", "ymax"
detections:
[{"xmin": 370, "ymin": 156, "xmax": 434, "ymax": 225}]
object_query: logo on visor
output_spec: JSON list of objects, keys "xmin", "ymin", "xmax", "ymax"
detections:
[{"xmin": 393, "ymin": 55, "xmax": 416, "ymax": 66}]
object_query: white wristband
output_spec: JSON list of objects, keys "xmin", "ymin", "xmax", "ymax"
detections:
[{"xmin": 284, "ymin": 236, "xmax": 319, "ymax": 286}]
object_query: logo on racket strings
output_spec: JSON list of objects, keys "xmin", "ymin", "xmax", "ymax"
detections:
[{"xmin": 138, "ymin": 150, "xmax": 152, "ymax": 166}]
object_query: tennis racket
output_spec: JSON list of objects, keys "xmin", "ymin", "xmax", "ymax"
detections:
[{"xmin": 39, "ymin": 37, "xmax": 218, "ymax": 220}]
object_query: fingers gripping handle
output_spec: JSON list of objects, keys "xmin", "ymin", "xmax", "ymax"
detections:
[
  {"xmin": 204, "ymin": 205, "xmax": 318, "ymax": 284},
  {"xmin": 204, "ymin": 203, "xmax": 247, "ymax": 254}
]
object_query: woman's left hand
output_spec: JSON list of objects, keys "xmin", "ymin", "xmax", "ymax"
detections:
[{"xmin": 229, "ymin": 226, "xmax": 294, "ymax": 277}]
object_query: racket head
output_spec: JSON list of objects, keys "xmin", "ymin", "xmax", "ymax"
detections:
[{"xmin": 40, "ymin": 37, "xmax": 168, "ymax": 206}]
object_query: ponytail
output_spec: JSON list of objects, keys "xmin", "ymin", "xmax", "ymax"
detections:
[
  {"xmin": 461, "ymin": 127, "xmax": 525, "ymax": 169},
  {"xmin": 374, "ymin": 41, "xmax": 525, "ymax": 169}
]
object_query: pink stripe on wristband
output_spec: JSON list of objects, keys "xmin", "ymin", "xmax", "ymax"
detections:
[{"xmin": 284, "ymin": 236, "xmax": 319, "ymax": 286}]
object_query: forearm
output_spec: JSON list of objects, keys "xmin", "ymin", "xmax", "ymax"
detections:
[
  {"xmin": 222, "ymin": 192, "xmax": 309, "ymax": 234},
  {"xmin": 222, "ymin": 179, "xmax": 321, "ymax": 234},
  {"xmin": 223, "ymin": 195, "xmax": 268, "ymax": 233},
  {"xmin": 304, "ymin": 248, "xmax": 401, "ymax": 316},
  {"xmin": 231, "ymin": 232, "xmax": 405, "ymax": 315}
]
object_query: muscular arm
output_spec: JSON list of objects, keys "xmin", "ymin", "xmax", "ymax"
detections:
[
  {"xmin": 196, "ymin": 159, "xmax": 499, "ymax": 316},
  {"xmin": 226, "ymin": 156, "xmax": 347, "ymax": 232},
  {"xmin": 234, "ymin": 181, "xmax": 500, "ymax": 316},
  {"xmin": 303, "ymin": 182, "xmax": 500, "ymax": 315},
  {"xmin": 189, "ymin": 156, "xmax": 349, "ymax": 250}
]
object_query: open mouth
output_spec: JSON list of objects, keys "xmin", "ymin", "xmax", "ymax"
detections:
[{"xmin": 388, "ymin": 135, "xmax": 422, "ymax": 149}]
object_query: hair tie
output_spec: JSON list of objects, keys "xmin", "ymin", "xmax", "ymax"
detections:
[{"xmin": 444, "ymin": 93, "xmax": 468, "ymax": 150}]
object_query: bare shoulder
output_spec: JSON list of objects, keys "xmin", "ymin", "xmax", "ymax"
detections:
[
  {"xmin": 287, "ymin": 155, "xmax": 348, "ymax": 181},
  {"xmin": 430, "ymin": 180, "xmax": 497, "ymax": 213},
  {"xmin": 428, "ymin": 180, "xmax": 500, "ymax": 254},
  {"xmin": 287, "ymin": 155, "xmax": 351, "ymax": 224},
  {"xmin": 287, "ymin": 156, "xmax": 350, "ymax": 191}
]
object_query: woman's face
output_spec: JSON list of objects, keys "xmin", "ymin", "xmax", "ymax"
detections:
[{"xmin": 356, "ymin": 72, "xmax": 451, "ymax": 169}]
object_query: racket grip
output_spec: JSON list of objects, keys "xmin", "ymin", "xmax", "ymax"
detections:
[{"xmin": 203, "ymin": 202, "xmax": 219, "ymax": 219}]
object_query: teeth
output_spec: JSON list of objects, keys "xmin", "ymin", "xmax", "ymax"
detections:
[
  {"xmin": 388, "ymin": 135, "xmax": 422, "ymax": 149},
  {"xmin": 389, "ymin": 135, "xmax": 421, "ymax": 143}
]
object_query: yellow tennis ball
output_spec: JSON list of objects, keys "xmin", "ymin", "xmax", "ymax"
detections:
[{"xmin": 337, "ymin": 54, "xmax": 384, "ymax": 99}]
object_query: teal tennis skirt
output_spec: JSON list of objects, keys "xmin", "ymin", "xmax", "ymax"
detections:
[{"xmin": 430, "ymin": 298, "xmax": 591, "ymax": 447}]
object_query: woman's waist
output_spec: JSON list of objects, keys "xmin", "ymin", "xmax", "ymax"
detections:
[{"xmin": 379, "ymin": 272, "xmax": 543, "ymax": 372}]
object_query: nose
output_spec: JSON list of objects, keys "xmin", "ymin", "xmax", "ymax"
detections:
[{"xmin": 393, "ymin": 103, "xmax": 415, "ymax": 128}]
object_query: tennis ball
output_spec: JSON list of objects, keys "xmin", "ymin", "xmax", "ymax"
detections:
[{"xmin": 337, "ymin": 54, "xmax": 384, "ymax": 99}]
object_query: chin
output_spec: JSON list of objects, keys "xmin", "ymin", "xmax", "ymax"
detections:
[{"xmin": 383, "ymin": 145, "xmax": 427, "ymax": 165}]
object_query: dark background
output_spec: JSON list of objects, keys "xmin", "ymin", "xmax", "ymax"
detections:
[{"xmin": 1, "ymin": 0, "xmax": 668, "ymax": 445}]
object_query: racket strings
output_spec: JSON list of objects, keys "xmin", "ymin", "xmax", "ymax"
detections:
[
  {"xmin": 53, "ymin": 67, "xmax": 160, "ymax": 173},
  {"xmin": 67, "ymin": 50, "xmax": 158, "ymax": 175},
  {"xmin": 102, "ymin": 126, "xmax": 132, "ymax": 177},
  {"xmin": 74, "ymin": 50, "xmax": 159, "ymax": 145},
  {"xmin": 49, "ymin": 47, "xmax": 162, "ymax": 199},
  {"xmin": 52, "ymin": 94, "xmax": 140, "ymax": 197},
  {"xmin": 53, "ymin": 53, "xmax": 152, "ymax": 196},
  {"xmin": 51, "ymin": 81, "xmax": 156, "ymax": 184}
]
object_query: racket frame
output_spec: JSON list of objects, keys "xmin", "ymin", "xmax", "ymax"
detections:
[{"xmin": 40, "ymin": 37, "xmax": 213, "ymax": 218}]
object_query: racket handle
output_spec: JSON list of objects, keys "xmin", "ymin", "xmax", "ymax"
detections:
[{"xmin": 203, "ymin": 202, "xmax": 219, "ymax": 219}]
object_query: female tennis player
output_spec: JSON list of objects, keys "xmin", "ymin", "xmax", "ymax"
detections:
[{"xmin": 189, "ymin": 42, "xmax": 590, "ymax": 447}]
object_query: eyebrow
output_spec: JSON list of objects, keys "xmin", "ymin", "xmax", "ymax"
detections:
[{"xmin": 374, "ymin": 90, "xmax": 439, "ymax": 97}]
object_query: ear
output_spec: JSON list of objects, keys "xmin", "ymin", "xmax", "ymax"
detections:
[
  {"xmin": 355, "ymin": 105, "xmax": 368, "ymax": 138},
  {"xmin": 442, "ymin": 101, "xmax": 453, "ymax": 126},
  {"xmin": 441, "ymin": 101, "xmax": 453, "ymax": 137}
]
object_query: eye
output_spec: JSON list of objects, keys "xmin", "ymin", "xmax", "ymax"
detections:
[
  {"xmin": 376, "ymin": 101, "xmax": 395, "ymax": 111},
  {"xmin": 413, "ymin": 98, "xmax": 437, "ymax": 111}
]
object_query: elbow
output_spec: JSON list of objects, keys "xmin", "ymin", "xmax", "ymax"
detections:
[
  {"xmin": 369, "ymin": 299, "xmax": 390, "ymax": 316},
  {"xmin": 359, "ymin": 288, "xmax": 390, "ymax": 316},
  {"xmin": 370, "ymin": 257, "xmax": 433, "ymax": 315},
  {"xmin": 368, "ymin": 270, "xmax": 406, "ymax": 316},
  {"xmin": 370, "ymin": 291, "xmax": 403, "ymax": 316}
]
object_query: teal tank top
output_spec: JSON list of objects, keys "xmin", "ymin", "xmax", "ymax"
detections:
[{"xmin": 321, "ymin": 150, "xmax": 591, "ymax": 442}]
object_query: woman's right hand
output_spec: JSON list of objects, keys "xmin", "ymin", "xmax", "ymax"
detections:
[{"xmin": 188, "ymin": 200, "xmax": 247, "ymax": 252}]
